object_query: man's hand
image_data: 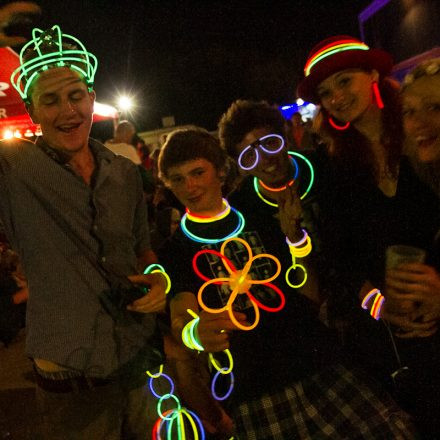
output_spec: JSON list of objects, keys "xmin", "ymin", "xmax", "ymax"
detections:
[
  {"xmin": 126, "ymin": 272, "xmax": 167, "ymax": 313},
  {"xmin": 0, "ymin": 2, "xmax": 41, "ymax": 47},
  {"xmin": 197, "ymin": 310, "xmax": 247, "ymax": 352}
]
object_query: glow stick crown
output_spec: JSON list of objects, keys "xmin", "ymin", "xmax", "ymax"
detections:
[{"xmin": 10, "ymin": 25, "xmax": 98, "ymax": 104}]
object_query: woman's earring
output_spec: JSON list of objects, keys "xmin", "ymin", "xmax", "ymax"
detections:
[
  {"xmin": 372, "ymin": 81, "xmax": 384, "ymax": 109},
  {"xmin": 328, "ymin": 117, "xmax": 350, "ymax": 131}
]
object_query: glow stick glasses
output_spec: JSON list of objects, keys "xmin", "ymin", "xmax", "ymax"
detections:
[{"xmin": 237, "ymin": 134, "xmax": 284, "ymax": 170}]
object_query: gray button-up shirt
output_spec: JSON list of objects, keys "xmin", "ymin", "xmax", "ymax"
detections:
[{"xmin": 0, "ymin": 137, "xmax": 158, "ymax": 377}]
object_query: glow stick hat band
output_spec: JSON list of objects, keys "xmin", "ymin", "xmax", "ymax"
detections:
[
  {"xmin": 11, "ymin": 25, "xmax": 98, "ymax": 103},
  {"xmin": 297, "ymin": 35, "xmax": 393, "ymax": 103},
  {"xmin": 303, "ymin": 40, "xmax": 369, "ymax": 77}
]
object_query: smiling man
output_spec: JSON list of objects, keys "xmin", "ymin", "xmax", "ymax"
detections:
[{"xmin": 0, "ymin": 26, "xmax": 167, "ymax": 438}]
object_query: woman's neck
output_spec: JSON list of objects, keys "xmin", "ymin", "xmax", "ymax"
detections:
[{"xmin": 352, "ymin": 104, "xmax": 383, "ymax": 144}]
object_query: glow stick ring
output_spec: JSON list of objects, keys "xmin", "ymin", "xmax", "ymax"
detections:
[
  {"xmin": 285, "ymin": 264, "xmax": 308, "ymax": 289},
  {"xmin": 157, "ymin": 394, "xmax": 181, "ymax": 421},
  {"xmin": 181, "ymin": 206, "xmax": 245, "ymax": 244},
  {"xmin": 211, "ymin": 368, "xmax": 235, "ymax": 401},
  {"xmin": 149, "ymin": 373, "xmax": 175, "ymax": 399},
  {"xmin": 146, "ymin": 364, "xmax": 164, "ymax": 379},
  {"xmin": 209, "ymin": 349, "xmax": 234, "ymax": 375},
  {"xmin": 246, "ymin": 283, "xmax": 286, "ymax": 312},
  {"xmin": 238, "ymin": 145, "xmax": 260, "ymax": 170},
  {"xmin": 361, "ymin": 288, "xmax": 380, "ymax": 309}
]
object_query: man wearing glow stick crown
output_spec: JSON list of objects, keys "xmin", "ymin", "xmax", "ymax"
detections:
[
  {"xmin": 157, "ymin": 127, "xmax": 414, "ymax": 439},
  {"xmin": 2, "ymin": 26, "xmax": 169, "ymax": 438}
]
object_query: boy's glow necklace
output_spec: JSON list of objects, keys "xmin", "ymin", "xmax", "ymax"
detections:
[
  {"xmin": 257, "ymin": 156, "xmax": 299, "ymax": 192},
  {"xmin": 180, "ymin": 198, "xmax": 245, "ymax": 244},
  {"xmin": 254, "ymin": 152, "xmax": 315, "ymax": 207}
]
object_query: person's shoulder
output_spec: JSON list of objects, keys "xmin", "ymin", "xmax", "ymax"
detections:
[{"xmin": 0, "ymin": 138, "xmax": 36, "ymax": 167}]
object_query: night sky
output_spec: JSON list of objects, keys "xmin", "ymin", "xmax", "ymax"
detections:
[{"xmin": 28, "ymin": 1, "xmax": 371, "ymax": 131}]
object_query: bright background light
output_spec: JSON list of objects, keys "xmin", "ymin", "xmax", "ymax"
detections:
[{"xmin": 117, "ymin": 95, "xmax": 134, "ymax": 112}]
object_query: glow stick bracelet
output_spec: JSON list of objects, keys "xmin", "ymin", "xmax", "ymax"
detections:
[
  {"xmin": 144, "ymin": 264, "xmax": 171, "ymax": 294},
  {"xmin": 209, "ymin": 349, "xmax": 234, "ymax": 375},
  {"xmin": 211, "ymin": 368, "xmax": 235, "ymax": 401},
  {"xmin": 149, "ymin": 373, "xmax": 175, "ymax": 399},
  {"xmin": 361, "ymin": 288, "xmax": 385, "ymax": 320},
  {"xmin": 287, "ymin": 236, "xmax": 312, "ymax": 258},
  {"xmin": 286, "ymin": 229, "xmax": 308, "ymax": 247},
  {"xmin": 182, "ymin": 309, "xmax": 204, "ymax": 351}
]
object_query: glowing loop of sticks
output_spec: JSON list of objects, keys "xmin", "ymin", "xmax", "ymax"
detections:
[
  {"xmin": 211, "ymin": 368, "xmax": 235, "ymax": 401},
  {"xmin": 146, "ymin": 364, "xmax": 164, "ymax": 379},
  {"xmin": 193, "ymin": 237, "xmax": 285, "ymax": 331},
  {"xmin": 253, "ymin": 152, "xmax": 315, "ymax": 207},
  {"xmin": 285, "ymin": 263, "xmax": 308, "ymax": 289},
  {"xmin": 181, "ymin": 309, "xmax": 204, "ymax": 351},
  {"xmin": 144, "ymin": 263, "xmax": 172, "ymax": 294},
  {"xmin": 149, "ymin": 373, "xmax": 175, "ymax": 399},
  {"xmin": 152, "ymin": 408, "xmax": 206, "ymax": 440},
  {"xmin": 181, "ymin": 205, "xmax": 245, "ymax": 244},
  {"xmin": 361, "ymin": 288, "xmax": 385, "ymax": 320},
  {"xmin": 209, "ymin": 349, "xmax": 234, "ymax": 375},
  {"xmin": 186, "ymin": 198, "xmax": 230, "ymax": 223},
  {"xmin": 148, "ymin": 365, "xmax": 206, "ymax": 440},
  {"xmin": 285, "ymin": 231, "xmax": 312, "ymax": 289}
]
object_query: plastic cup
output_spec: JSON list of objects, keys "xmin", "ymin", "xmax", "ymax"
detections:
[{"xmin": 385, "ymin": 245, "xmax": 426, "ymax": 270}]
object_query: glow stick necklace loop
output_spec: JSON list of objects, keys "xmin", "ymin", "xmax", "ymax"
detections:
[
  {"xmin": 181, "ymin": 200, "xmax": 245, "ymax": 244},
  {"xmin": 254, "ymin": 152, "xmax": 315, "ymax": 207}
]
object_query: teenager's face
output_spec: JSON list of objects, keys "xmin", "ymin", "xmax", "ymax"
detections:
[
  {"xmin": 235, "ymin": 127, "xmax": 291, "ymax": 186},
  {"xmin": 402, "ymin": 75, "xmax": 440, "ymax": 163},
  {"xmin": 317, "ymin": 69, "xmax": 378, "ymax": 123},
  {"xmin": 28, "ymin": 67, "xmax": 95, "ymax": 155},
  {"xmin": 166, "ymin": 158, "xmax": 224, "ymax": 216}
]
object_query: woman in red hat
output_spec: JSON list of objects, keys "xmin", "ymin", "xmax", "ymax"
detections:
[{"xmin": 298, "ymin": 36, "xmax": 440, "ymax": 437}]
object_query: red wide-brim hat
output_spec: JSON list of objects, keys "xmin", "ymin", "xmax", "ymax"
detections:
[{"xmin": 297, "ymin": 35, "xmax": 393, "ymax": 103}]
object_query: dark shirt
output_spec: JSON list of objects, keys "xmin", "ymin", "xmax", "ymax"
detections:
[
  {"xmin": 159, "ymin": 179, "xmax": 340, "ymax": 403},
  {"xmin": 0, "ymin": 137, "xmax": 158, "ymax": 377}
]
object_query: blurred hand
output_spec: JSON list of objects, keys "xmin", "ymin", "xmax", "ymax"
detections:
[
  {"xmin": 197, "ymin": 310, "xmax": 247, "ymax": 352},
  {"xmin": 384, "ymin": 263, "xmax": 440, "ymax": 338},
  {"xmin": 278, "ymin": 183, "xmax": 303, "ymax": 242},
  {"xmin": 0, "ymin": 2, "xmax": 41, "ymax": 47},
  {"xmin": 126, "ymin": 272, "xmax": 167, "ymax": 313}
]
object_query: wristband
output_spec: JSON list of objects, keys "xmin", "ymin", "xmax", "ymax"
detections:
[
  {"xmin": 361, "ymin": 288, "xmax": 385, "ymax": 320},
  {"xmin": 144, "ymin": 263, "xmax": 171, "ymax": 294}
]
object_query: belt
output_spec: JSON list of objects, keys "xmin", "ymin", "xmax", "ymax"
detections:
[{"xmin": 34, "ymin": 368, "xmax": 113, "ymax": 393}]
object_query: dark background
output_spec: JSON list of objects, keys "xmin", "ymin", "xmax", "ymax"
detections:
[{"xmin": 5, "ymin": 0, "xmax": 374, "ymax": 131}]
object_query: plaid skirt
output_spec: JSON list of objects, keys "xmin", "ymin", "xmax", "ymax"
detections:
[{"xmin": 234, "ymin": 363, "xmax": 416, "ymax": 440}]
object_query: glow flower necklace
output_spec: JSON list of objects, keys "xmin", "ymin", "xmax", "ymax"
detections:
[
  {"xmin": 254, "ymin": 152, "xmax": 315, "ymax": 207},
  {"xmin": 181, "ymin": 198, "xmax": 245, "ymax": 244}
]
